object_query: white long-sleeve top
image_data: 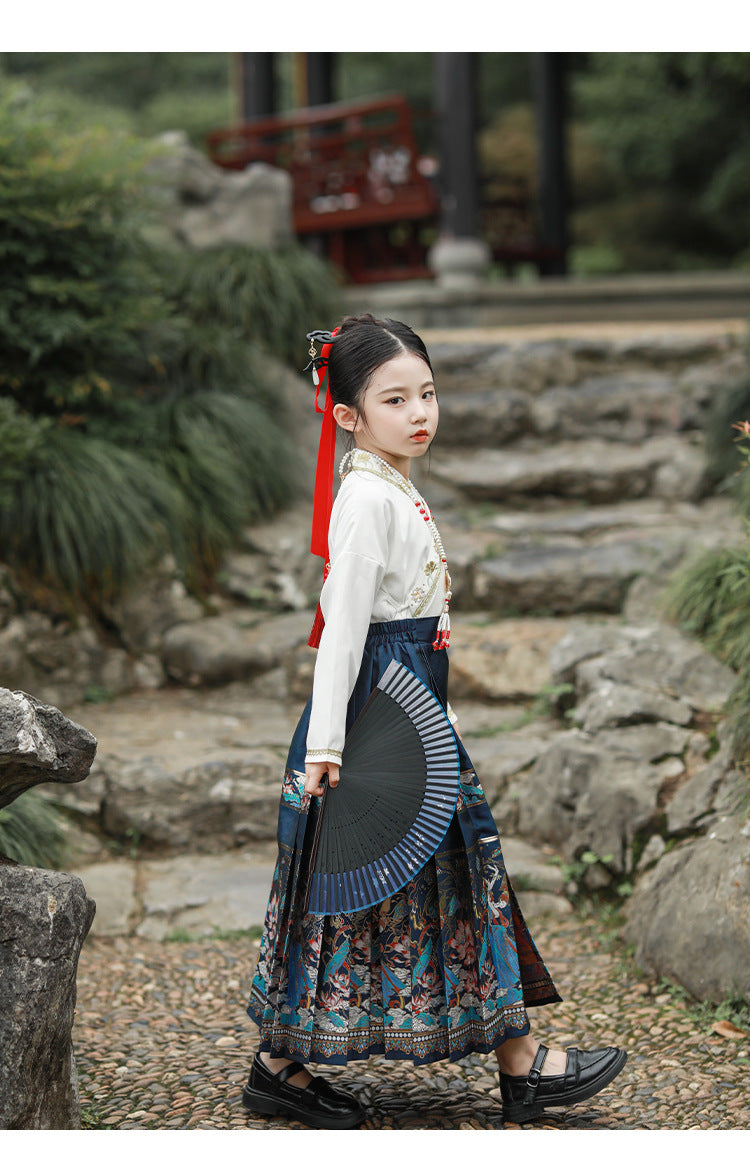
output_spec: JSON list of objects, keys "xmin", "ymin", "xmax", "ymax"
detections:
[{"xmin": 305, "ymin": 449, "xmax": 452, "ymax": 767}]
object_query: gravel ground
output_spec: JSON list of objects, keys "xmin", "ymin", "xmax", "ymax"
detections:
[{"xmin": 73, "ymin": 908, "xmax": 750, "ymax": 1131}]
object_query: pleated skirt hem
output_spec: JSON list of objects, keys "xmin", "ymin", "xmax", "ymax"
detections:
[{"xmin": 247, "ymin": 997, "xmax": 533, "ymax": 1067}]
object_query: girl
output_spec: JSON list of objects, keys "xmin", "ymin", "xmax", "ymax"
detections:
[{"xmin": 243, "ymin": 314, "xmax": 626, "ymax": 1129}]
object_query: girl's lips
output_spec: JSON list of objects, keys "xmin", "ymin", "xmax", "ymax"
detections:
[{"xmin": 411, "ymin": 431, "xmax": 429, "ymax": 442}]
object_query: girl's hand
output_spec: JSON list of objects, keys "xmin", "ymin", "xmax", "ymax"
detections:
[{"xmin": 304, "ymin": 761, "xmax": 340, "ymax": 796}]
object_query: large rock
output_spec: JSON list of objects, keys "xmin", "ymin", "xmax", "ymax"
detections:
[
  {"xmin": 498, "ymin": 618, "xmax": 737, "ymax": 875},
  {"xmin": 550, "ymin": 621, "xmax": 737, "ymax": 713},
  {"xmin": 100, "ymin": 753, "xmax": 283, "ymax": 851},
  {"xmin": 161, "ymin": 609, "xmax": 314, "ymax": 686},
  {"xmin": 448, "ymin": 616, "xmax": 569, "ymax": 701},
  {"xmin": 0, "ymin": 689, "xmax": 97, "ymax": 812},
  {"xmin": 464, "ymin": 721, "xmax": 556, "ymax": 809},
  {"xmin": 147, "ymin": 131, "xmax": 293, "ymax": 250},
  {"xmin": 624, "ymin": 812, "xmax": 750, "ymax": 1001},
  {"xmin": 571, "ymin": 681, "xmax": 692, "ymax": 734},
  {"xmin": 102, "ymin": 566, "xmax": 204, "ymax": 655},
  {"xmin": 0, "ymin": 612, "xmax": 149, "ymax": 708},
  {"xmin": 499, "ymin": 729, "xmax": 685, "ymax": 876},
  {"xmin": 0, "ymin": 865, "xmax": 96, "ymax": 1128},
  {"xmin": 569, "ymin": 623, "xmax": 737, "ymax": 712},
  {"xmin": 180, "ymin": 163, "xmax": 293, "ymax": 250}
]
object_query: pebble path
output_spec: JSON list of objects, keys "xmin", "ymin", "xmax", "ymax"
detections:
[{"xmin": 74, "ymin": 908, "xmax": 749, "ymax": 1131}]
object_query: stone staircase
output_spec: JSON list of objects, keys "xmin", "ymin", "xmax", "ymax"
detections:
[
  {"xmin": 56, "ymin": 318, "xmax": 749, "ymax": 952},
  {"xmin": 412, "ymin": 321, "xmax": 747, "ymax": 618}
]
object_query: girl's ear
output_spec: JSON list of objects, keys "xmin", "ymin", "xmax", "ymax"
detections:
[{"xmin": 333, "ymin": 402, "xmax": 358, "ymax": 432}]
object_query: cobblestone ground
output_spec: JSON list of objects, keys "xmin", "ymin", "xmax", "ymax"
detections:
[{"xmin": 74, "ymin": 908, "xmax": 749, "ymax": 1131}]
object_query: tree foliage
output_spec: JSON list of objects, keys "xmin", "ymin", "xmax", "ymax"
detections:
[
  {"xmin": 574, "ymin": 53, "xmax": 750, "ymax": 269},
  {"xmin": 3, "ymin": 52, "xmax": 750, "ymax": 273}
]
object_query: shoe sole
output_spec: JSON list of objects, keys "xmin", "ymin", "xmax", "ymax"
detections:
[
  {"xmin": 242, "ymin": 1085, "xmax": 365, "ymax": 1130},
  {"xmin": 502, "ymin": 1049, "xmax": 628, "ymax": 1124}
]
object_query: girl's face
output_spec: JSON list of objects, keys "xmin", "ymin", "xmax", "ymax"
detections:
[{"xmin": 333, "ymin": 351, "xmax": 438, "ymax": 478}]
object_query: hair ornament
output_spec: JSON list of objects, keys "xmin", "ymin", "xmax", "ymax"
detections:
[{"xmin": 303, "ymin": 329, "xmax": 340, "ymax": 386}]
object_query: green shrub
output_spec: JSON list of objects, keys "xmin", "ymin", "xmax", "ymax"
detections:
[
  {"xmin": 0, "ymin": 790, "xmax": 69, "ymax": 869},
  {"xmin": 159, "ymin": 243, "xmax": 343, "ymax": 371},
  {"xmin": 0, "ymin": 80, "xmax": 342, "ymax": 606},
  {"xmin": 0, "ymin": 399, "xmax": 52, "ymax": 506},
  {"xmin": 1, "ymin": 426, "xmax": 183, "ymax": 599}
]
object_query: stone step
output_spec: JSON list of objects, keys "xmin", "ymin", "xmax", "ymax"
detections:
[
  {"xmin": 351, "ymin": 278, "xmax": 750, "ymax": 330},
  {"xmin": 423, "ymin": 320, "xmax": 744, "ymax": 390},
  {"xmin": 432, "ymin": 368, "xmax": 719, "ymax": 448},
  {"xmin": 469, "ymin": 540, "xmax": 664, "ymax": 616},
  {"xmin": 439, "ymin": 497, "xmax": 744, "ymax": 617},
  {"xmin": 70, "ymin": 834, "xmax": 569, "ymax": 940},
  {"xmin": 413, "ymin": 322, "xmax": 746, "ymax": 460},
  {"xmin": 431, "ymin": 435, "xmax": 707, "ymax": 506}
]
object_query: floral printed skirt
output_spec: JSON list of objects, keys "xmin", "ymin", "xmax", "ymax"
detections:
[{"xmin": 246, "ymin": 616, "xmax": 561, "ymax": 1066}]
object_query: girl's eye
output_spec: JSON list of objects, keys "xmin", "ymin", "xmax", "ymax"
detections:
[
  {"xmin": 423, "ymin": 390, "xmax": 435, "ymax": 400},
  {"xmin": 387, "ymin": 397, "xmax": 403, "ymax": 405}
]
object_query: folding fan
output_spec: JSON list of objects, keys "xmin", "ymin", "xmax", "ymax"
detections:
[{"xmin": 306, "ymin": 659, "xmax": 460, "ymax": 915}]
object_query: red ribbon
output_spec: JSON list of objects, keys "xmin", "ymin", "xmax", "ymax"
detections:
[{"xmin": 308, "ymin": 328, "xmax": 339, "ymax": 647}]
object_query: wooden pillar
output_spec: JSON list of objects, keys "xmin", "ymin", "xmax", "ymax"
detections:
[
  {"xmin": 433, "ymin": 52, "xmax": 480, "ymax": 237},
  {"xmin": 306, "ymin": 53, "xmax": 335, "ymax": 106},
  {"xmin": 532, "ymin": 52, "xmax": 569, "ymax": 276},
  {"xmin": 429, "ymin": 52, "xmax": 489, "ymax": 287},
  {"xmin": 237, "ymin": 52, "xmax": 276, "ymax": 120}
]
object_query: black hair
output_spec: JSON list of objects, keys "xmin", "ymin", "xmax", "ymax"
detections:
[{"xmin": 326, "ymin": 313, "xmax": 433, "ymax": 415}]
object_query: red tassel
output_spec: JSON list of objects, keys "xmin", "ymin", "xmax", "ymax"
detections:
[
  {"xmin": 310, "ymin": 330, "xmax": 340, "ymax": 561},
  {"xmin": 307, "ymin": 561, "xmax": 331, "ymax": 648},
  {"xmin": 432, "ymin": 606, "xmax": 451, "ymax": 650},
  {"xmin": 307, "ymin": 601, "xmax": 325, "ymax": 648}
]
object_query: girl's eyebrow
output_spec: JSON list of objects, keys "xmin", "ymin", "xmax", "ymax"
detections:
[{"xmin": 375, "ymin": 381, "xmax": 435, "ymax": 395}]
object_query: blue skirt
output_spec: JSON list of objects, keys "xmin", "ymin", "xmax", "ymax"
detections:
[{"xmin": 246, "ymin": 616, "xmax": 561, "ymax": 1066}]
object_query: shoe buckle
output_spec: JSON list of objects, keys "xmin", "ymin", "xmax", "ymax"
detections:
[{"xmin": 523, "ymin": 1066, "xmax": 541, "ymax": 1104}]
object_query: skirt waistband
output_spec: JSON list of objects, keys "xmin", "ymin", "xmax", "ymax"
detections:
[{"xmin": 364, "ymin": 616, "xmax": 439, "ymax": 645}]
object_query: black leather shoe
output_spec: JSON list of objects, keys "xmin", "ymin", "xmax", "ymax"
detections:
[
  {"xmin": 241, "ymin": 1054, "xmax": 365, "ymax": 1129},
  {"xmin": 499, "ymin": 1043, "xmax": 627, "ymax": 1123}
]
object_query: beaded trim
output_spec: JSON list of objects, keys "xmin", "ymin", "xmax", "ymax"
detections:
[{"xmin": 306, "ymin": 748, "xmax": 343, "ymax": 762}]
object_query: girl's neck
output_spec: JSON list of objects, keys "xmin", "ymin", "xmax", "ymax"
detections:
[
  {"xmin": 342, "ymin": 449, "xmax": 423, "ymax": 496},
  {"xmin": 352, "ymin": 441, "xmax": 411, "ymax": 480}
]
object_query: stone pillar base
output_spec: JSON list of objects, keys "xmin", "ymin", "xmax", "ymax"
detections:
[{"xmin": 427, "ymin": 236, "xmax": 492, "ymax": 290}]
